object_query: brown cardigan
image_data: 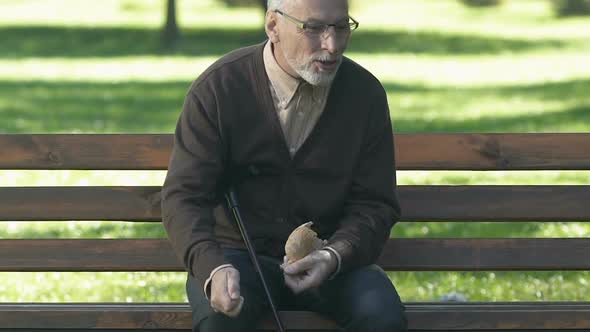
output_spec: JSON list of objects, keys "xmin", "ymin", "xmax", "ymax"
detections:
[{"xmin": 161, "ymin": 42, "xmax": 401, "ymax": 290}]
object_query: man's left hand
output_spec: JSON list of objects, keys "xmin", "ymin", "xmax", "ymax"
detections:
[{"xmin": 282, "ymin": 249, "xmax": 337, "ymax": 294}]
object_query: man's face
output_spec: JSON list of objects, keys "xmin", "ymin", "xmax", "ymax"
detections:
[{"xmin": 274, "ymin": 0, "xmax": 351, "ymax": 86}]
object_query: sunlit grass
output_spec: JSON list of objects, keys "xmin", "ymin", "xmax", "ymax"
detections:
[
  {"xmin": 0, "ymin": 170, "xmax": 166, "ymax": 186},
  {"xmin": 393, "ymin": 271, "xmax": 590, "ymax": 302},
  {"xmin": 0, "ymin": 272, "xmax": 187, "ymax": 302},
  {"xmin": 3, "ymin": 170, "xmax": 589, "ymax": 187},
  {"xmin": 0, "ymin": 0, "xmax": 262, "ymax": 28},
  {"xmin": 2, "ymin": 52, "xmax": 590, "ymax": 84},
  {"xmin": 0, "ymin": 57, "xmax": 218, "ymax": 82},
  {"xmin": 354, "ymin": 0, "xmax": 590, "ymax": 40}
]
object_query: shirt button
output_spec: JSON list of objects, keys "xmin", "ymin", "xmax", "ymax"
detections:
[
  {"xmin": 297, "ymin": 111, "xmax": 304, "ymax": 117},
  {"xmin": 289, "ymin": 147, "xmax": 296, "ymax": 154},
  {"xmin": 276, "ymin": 217, "xmax": 286, "ymax": 223}
]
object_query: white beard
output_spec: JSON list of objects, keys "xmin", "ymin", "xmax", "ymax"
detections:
[{"xmin": 285, "ymin": 54, "xmax": 342, "ymax": 86}]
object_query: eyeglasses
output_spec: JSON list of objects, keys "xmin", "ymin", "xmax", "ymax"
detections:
[{"xmin": 274, "ymin": 10, "xmax": 359, "ymax": 38}]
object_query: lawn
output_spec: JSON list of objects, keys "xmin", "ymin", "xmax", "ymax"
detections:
[{"xmin": 0, "ymin": 0, "xmax": 589, "ymax": 302}]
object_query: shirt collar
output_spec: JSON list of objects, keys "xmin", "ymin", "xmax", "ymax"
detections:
[
  {"xmin": 263, "ymin": 41, "xmax": 302, "ymax": 108},
  {"xmin": 263, "ymin": 41, "xmax": 331, "ymax": 107}
]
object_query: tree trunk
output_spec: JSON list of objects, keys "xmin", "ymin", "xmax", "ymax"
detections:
[
  {"xmin": 553, "ymin": 0, "xmax": 590, "ymax": 16},
  {"xmin": 460, "ymin": 0, "xmax": 501, "ymax": 6},
  {"xmin": 162, "ymin": 0, "xmax": 180, "ymax": 49}
]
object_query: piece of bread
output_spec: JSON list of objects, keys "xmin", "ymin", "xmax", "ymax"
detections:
[{"xmin": 284, "ymin": 222, "xmax": 326, "ymax": 264}]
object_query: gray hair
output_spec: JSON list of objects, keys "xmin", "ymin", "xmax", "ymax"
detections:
[
  {"xmin": 267, "ymin": 0, "xmax": 284, "ymax": 11},
  {"xmin": 267, "ymin": 0, "xmax": 348, "ymax": 12}
]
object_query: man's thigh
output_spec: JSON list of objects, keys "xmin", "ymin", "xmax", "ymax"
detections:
[
  {"xmin": 185, "ymin": 248, "xmax": 286, "ymax": 332},
  {"xmin": 299, "ymin": 264, "xmax": 407, "ymax": 332}
]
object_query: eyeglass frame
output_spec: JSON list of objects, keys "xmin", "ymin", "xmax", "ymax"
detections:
[{"xmin": 274, "ymin": 9, "xmax": 359, "ymax": 37}]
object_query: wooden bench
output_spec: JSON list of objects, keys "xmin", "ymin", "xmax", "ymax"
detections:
[{"xmin": 1, "ymin": 133, "xmax": 590, "ymax": 331}]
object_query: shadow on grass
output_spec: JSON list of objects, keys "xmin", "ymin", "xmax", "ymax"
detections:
[
  {"xmin": 0, "ymin": 78, "xmax": 588, "ymax": 133},
  {"xmin": 0, "ymin": 26, "xmax": 570, "ymax": 58},
  {"xmin": 0, "ymin": 80, "xmax": 188, "ymax": 133}
]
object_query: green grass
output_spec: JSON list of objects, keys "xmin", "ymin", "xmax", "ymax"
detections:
[
  {"xmin": 0, "ymin": 272, "xmax": 187, "ymax": 302},
  {"xmin": 0, "ymin": 0, "xmax": 589, "ymax": 303}
]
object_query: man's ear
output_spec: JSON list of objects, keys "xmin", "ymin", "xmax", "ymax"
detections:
[{"xmin": 265, "ymin": 11, "xmax": 280, "ymax": 43}]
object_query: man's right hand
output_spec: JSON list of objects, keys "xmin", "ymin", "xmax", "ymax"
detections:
[{"xmin": 209, "ymin": 266, "xmax": 244, "ymax": 317}]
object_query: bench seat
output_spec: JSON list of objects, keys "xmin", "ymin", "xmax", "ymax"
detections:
[{"xmin": 3, "ymin": 302, "xmax": 590, "ymax": 331}]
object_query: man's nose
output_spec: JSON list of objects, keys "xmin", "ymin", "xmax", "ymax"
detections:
[{"xmin": 320, "ymin": 27, "xmax": 341, "ymax": 54}]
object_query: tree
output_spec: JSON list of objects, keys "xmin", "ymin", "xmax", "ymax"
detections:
[
  {"xmin": 553, "ymin": 0, "xmax": 590, "ymax": 16},
  {"xmin": 460, "ymin": 0, "xmax": 501, "ymax": 6},
  {"xmin": 162, "ymin": 0, "xmax": 180, "ymax": 49}
]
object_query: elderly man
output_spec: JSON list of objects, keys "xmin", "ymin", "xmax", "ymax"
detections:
[{"xmin": 161, "ymin": 0, "xmax": 407, "ymax": 331}]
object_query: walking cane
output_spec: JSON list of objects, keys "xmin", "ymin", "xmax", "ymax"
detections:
[{"xmin": 225, "ymin": 189, "xmax": 286, "ymax": 332}]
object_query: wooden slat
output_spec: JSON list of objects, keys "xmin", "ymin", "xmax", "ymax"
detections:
[
  {"xmin": 0, "ymin": 239, "xmax": 180, "ymax": 272},
  {"xmin": 1, "ymin": 238, "xmax": 590, "ymax": 271},
  {"xmin": 0, "ymin": 134, "xmax": 171, "ymax": 170},
  {"xmin": 408, "ymin": 302, "xmax": 590, "ymax": 330},
  {"xmin": 2, "ymin": 185, "xmax": 589, "ymax": 222},
  {"xmin": 379, "ymin": 238, "xmax": 590, "ymax": 271},
  {"xmin": 394, "ymin": 133, "xmax": 590, "ymax": 170},
  {"xmin": 0, "ymin": 186, "xmax": 162, "ymax": 222},
  {"xmin": 1, "ymin": 134, "xmax": 590, "ymax": 170},
  {"xmin": 3, "ymin": 302, "xmax": 590, "ymax": 330},
  {"xmin": 398, "ymin": 185, "xmax": 590, "ymax": 221}
]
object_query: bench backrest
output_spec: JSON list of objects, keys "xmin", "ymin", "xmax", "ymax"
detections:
[{"xmin": 1, "ymin": 133, "xmax": 590, "ymax": 273}]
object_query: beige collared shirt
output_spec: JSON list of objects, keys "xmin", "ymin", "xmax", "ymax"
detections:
[{"xmin": 263, "ymin": 41, "xmax": 331, "ymax": 156}]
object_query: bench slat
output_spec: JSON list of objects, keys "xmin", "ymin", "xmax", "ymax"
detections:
[
  {"xmin": 2, "ymin": 302, "xmax": 590, "ymax": 330},
  {"xmin": 0, "ymin": 134, "xmax": 171, "ymax": 171},
  {"xmin": 1, "ymin": 134, "xmax": 590, "ymax": 170},
  {"xmin": 0, "ymin": 186, "xmax": 162, "ymax": 222},
  {"xmin": 1, "ymin": 185, "xmax": 589, "ymax": 222},
  {"xmin": 1, "ymin": 238, "xmax": 590, "ymax": 271},
  {"xmin": 395, "ymin": 133, "xmax": 590, "ymax": 170}
]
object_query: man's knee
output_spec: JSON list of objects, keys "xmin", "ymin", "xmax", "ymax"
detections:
[
  {"xmin": 334, "ymin": 265, "xmax": 407, "ymax": 332},
  {"xmin": 346, "ymin": 290, "xmax": 407, "ymax": 332}
]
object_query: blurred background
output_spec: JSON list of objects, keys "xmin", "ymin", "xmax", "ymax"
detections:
[{"xmin": 0, "ymin": 0, "xmax": 589, "ymax": 303}]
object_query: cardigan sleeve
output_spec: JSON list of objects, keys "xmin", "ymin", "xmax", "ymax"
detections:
[
  {"xmin": 161, "ymin": 89, "xmax": 230, "ymax": 292},
  {"xmin": 326, "ymin": 83, "xmax": 401, "ymax": 275}
]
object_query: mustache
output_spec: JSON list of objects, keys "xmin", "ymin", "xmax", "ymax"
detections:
[{"xmin": 312, "ymin": 55, "xmax": 342, "ymax": 62}]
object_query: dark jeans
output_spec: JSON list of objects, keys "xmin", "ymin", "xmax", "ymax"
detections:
[{"xmin": 186, "ymin": 248, "xmax": 407, "ymax": 332}]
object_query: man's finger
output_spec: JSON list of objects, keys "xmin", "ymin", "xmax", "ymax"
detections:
[
  {"xmin": 284, "ymin": 273, "xmax": 303, "ymax": 292},
  {"xmin": 210, "ymin": 270, "xmax": 228, "ymax": 312},
  {"xmin": 225, "ymin": 296, "xmax": 244, "ymax": 317},
  {"xmin": 226, "ymin": 269, "xmax": 241, "ymax": 300},
  {"xmin": 284, "ymin": 271, "xmax": 313, "ymax": 293},
  {"xmin": 284, "ymin": 254, "xmax": 314, "ymax": 275},
  {"xmin": 210, "ymin": 268, "xmax": 242, "ymax": 316}
]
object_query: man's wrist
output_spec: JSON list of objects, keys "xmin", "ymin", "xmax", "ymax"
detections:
[
  {"xmin": 320, "ymin": 249, "xmax": 338, "ymax": 277},
  {"xmin": 203, "ymin": 264, "xmax": 234, "ymax": 300}
]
